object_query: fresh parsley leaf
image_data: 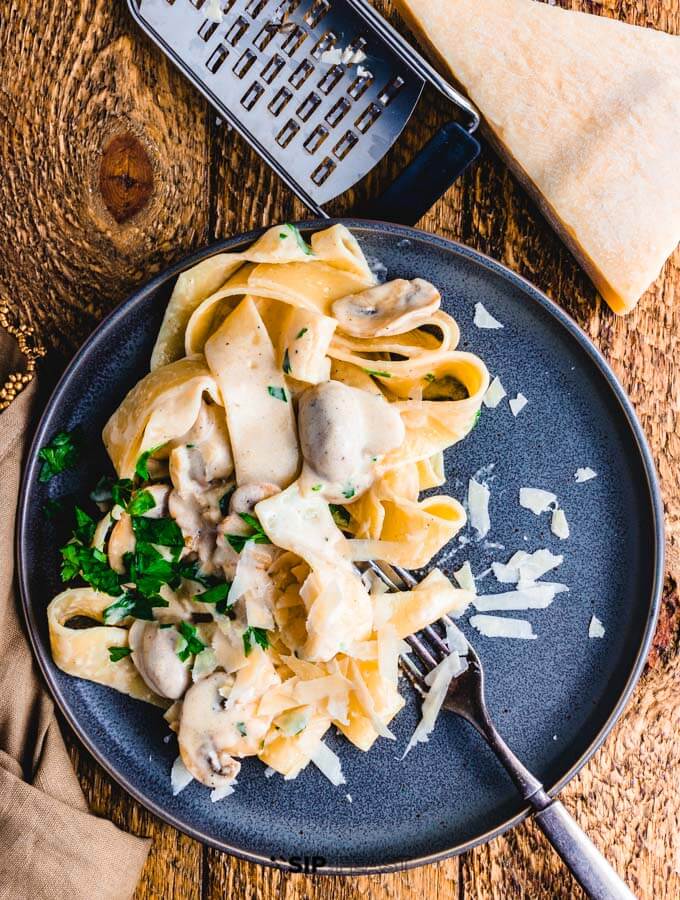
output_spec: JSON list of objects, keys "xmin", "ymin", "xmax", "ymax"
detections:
[
  {"xmin": 134, "ymin": 443, "xmax": 166, "ymax": 482},
  {"xmin": 342, "ymin": 485, "xmax": 356, "ymax": 500},
  {"xmin": 111, "ymin": 478, "xmax": 134, "ymax": 508},
  {"xmin": 363, "ymin": 368, "xmax": 391, "ymax": 378},
  {"xmin": 295, "ymin": 327, "xmax": 308, "ymax": 339},
  {"xmin": 329, "ymin": 503, "xmax": 350, "ymax": 528},
  {"xmin": 226, "ymin": 513, "xmax": 271, "ymax": 553},
  {"xmin": 43, "ymin": 498, "xmax": 62, "ymax": 519},
  {"xmin": 127, "ymin": 541, "xmax": 180, "ymax": 597},
  {"xmin": 216, "ymin": 596, "xmax": 235, "ymax": 617},
  {"xmin": 282, "ymin": 348, "xmax": 291, "ymax": 375},
  {"xmin": 236, "ymin": 722, "xmax": 247, "ymax": 736},
  {"xmin": 219, "ymin": 487, "xmax": 234, "ymax": 517},
  {"xmin": 176, "ymin": 621, "xmax": 206, "ymax": 662},
  {"xmin": 103, "ymin": 591, "xmax": 167, "ymax": 624},
  {"xmin": 242, "ymin": 626, "xmax": 269, "ymax": 656},
  {"xmin": 267, "ymin": 385, "xmax": 287, "ymax": 402},
  {"xmin": 424, "ymin": 372, "xmax": 436, "ymax": 383},
  {"xmin": 73, "ymin": 506, "xmax": 96, "ymax": 545},
  {"xmin": 311, "ymin": 483, "xmax": 322, "ymax": 492},
  {"xmin": 127, "ymin": 490, "xmax": 156, "ymax": 516},
  {"xmin": 281, "ymin": 223, "xmax": 313, "ymax": 255},
  {"xmin": 108, "ymin": 646, "xmax": 132, "ymax": 662},
  {"xmin": 131, "ymin": 515, "xmax": 184, "ymax": 548},
  {"xmin": 194, "ymin": 582, "xmax": 231, "ymax": 605},
  {"xmin": 471, "ymin": 408, "xmax": 481, "ymax": 428},
  {"xmin": 38, "ymin": 428, "xmax": 81, "ymax": 482}
]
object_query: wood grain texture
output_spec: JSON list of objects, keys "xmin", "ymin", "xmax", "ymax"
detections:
[{"xmin": 2, "ymin": 0, "xmax": 679, "ymax": 898}]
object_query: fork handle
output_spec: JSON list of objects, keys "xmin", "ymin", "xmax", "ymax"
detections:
[{"xmin": 532, "ymin": 798, "xmax": 637, "ymax": 900}]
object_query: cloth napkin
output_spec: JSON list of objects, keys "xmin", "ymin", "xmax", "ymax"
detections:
[{"xmin": 0, "ymin": 330, "xmax": 150, "ymax": 900}]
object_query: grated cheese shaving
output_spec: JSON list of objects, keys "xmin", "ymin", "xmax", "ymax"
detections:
[
  {"xmin": 469, "ymin": 614, "xmax": 537, "ymax": 640},
  {"xmin": 551, "ymin": 508, "xmax": 570, "ymax": 540},
  {"xmin": 472, "ymin": 582, "xmax": 568, "ymax": 612},
  {"xmin": 192, "ymin": 647, "xmax": 218, "ymax": 682},
  {"xmin": 402, "ymin": 651, "xmax": 462, "ymax": 757},
  {"xmin": 170, "ymin": 756, "xmax": 193, "ymax": 796},
  {"xmin": 473, "ymin": 302, "xmax": 504, "ymax": 330},
  {"xmin": 492, "ymin": 549, "xmax": 563, "ymax": 584},
  {"xmin": 468, "ymin": 478, "xmax": 491, "ymax": 538},
  {"xmin": 454, "ymin": 561, "xmax": 476, "ymax": 594},
  {"xmin": 445, "ymin": 621, "xmax": 469, "ymax": 654},
  {"xmin": 311, "ymin": 741, "xmax": 346, "ymax": 785},
  {"xmin": 264, "ymin": 766, "xmax": 275, "ymax": 778},
  {"xmin": 210, "ymin": 782, "xmax": 237, "ymax": 803},
  {"xmin": 509, "ymin": 393, "xmax": 528, "ymax": 416},
  {"xmin": 483, "ymin": 376, "xmax": 507, "ymax": 408},
  {"xmin": 205, "ymin": 0, "xmax": 223, "ymax": 24},
  {"xmin": 519, "ymin": 487, "xmax": 557, "ymax": 515},
  {"xmin": 588, "ymin": 615, "xmax": 606, "ymax": 638},
  {"xmin": 575, "ymin": 467, "xmax": 598, "ymax": 483}
]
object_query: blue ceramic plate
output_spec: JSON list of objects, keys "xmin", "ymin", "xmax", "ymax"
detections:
[{"xmin": 17, "ymin": 221, "xmax": 663, "ymax": 873}]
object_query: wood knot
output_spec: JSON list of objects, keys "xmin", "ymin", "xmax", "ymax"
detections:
[{"xmin": 99, "ymin": 134, "xmax": 153, "ymax": 224}]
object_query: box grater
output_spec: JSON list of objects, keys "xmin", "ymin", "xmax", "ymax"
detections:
[{"xmin": 127, "ymin": 0, "xmax": 481, "ymax": 223}]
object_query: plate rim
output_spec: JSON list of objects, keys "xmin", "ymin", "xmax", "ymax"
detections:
[{"xmin": 16, "ymin": 218, "xmax": 665, "ymax": 874}]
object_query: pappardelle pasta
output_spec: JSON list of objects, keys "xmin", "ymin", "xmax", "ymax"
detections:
[{"xmin": 47, "ymin": 224, "xmax": 489, "ymax": 795}]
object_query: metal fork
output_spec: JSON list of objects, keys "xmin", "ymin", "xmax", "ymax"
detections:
[{"xmin": 369, "ymin": 560, "xmax": 636, "ymax": 900}]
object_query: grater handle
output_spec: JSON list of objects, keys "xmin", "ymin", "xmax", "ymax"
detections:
[{"xmin": 355, "ymin": 122, "xmax": 480, "ymax": 226}]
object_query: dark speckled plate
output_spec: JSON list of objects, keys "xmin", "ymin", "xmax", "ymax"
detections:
[{"xmin": 17, "ymin": 221, "xmax": 663, "ymax": 873}]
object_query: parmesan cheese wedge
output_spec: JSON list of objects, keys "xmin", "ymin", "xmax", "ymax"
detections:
[{"xmin": 395, "ymin": 0, "xmax": 680, "ymax": 313}]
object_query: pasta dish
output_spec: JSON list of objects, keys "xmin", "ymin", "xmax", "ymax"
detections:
[{"xmin": 47, "ymin": 224, "xmax": 489, "ymax": 796}]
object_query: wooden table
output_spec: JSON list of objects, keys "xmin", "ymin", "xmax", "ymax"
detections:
[{"xmin": 3, "ymin": 1, "xmax": 679, "ymax": 897}]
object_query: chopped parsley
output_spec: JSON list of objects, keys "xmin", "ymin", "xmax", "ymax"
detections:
[
  {"xmin": 342, "ymin": 485, "xmax": 356, "ymax": 500},
  {"xmin": 226, "ymin": 512, "xmax": 271, "ymax": 553},
  {"xmin": 236, "ymin": 722, "xmax": 247, "ymax": 736},
  {"xmin": 282, "ymin": 348, "xmax": 292, "ymax": 375},
  {"xmin": 134, "ymin": 443, "xmax": 166, "ymax": 482},
  {"xmin": 242, "ymin": 626, "xmax": 269, "ymax": 656},
  {"xmin": 267, "ymin": 385, "xmax": 287, "ymax": 402},
  {"xmin": 126, "ymin": 542, "xmax": 180, "ymax": 597},
  {"xmin": 295, "ymin": 327, "xmax": 308, "ymax": 339},
  {"xmin": 43, "ymin": 498, "xmax": 62, "ymax": 519},
  {"xmin": 103, "ymin": 591, "xmax": 167, "ymax": 624},
  {"xmin": 176, "ymin": 621, "xmax": 206, "ymax": 662},
  {"xmin": 329, "ymin": 503, "xmax": 350, "ymax": 528},
  {"xmin": 364, "ymin": 368, "xmax": 391, "ymax": 378},
  {"xmin": 108, "ymin": 646, "xmax": 132, "ymax": 662},
  {"xmin": 472, "ymin": 408, "xmax": 481, "ymax": 428},
  {"xmin": 131, "ymin": 515, "xmax": 184, "ymax": 548},
  {"xmin": 194, "ymin": 582, "xmax": 231, "ymax": 605},
  {"xmin": 311, "ymin": 483, "xmax": 322, "ymax": 492},
  {"xmin": 424, "ymin": 372, "xmax": 436, "ymax": 383},
  {"xmin": 73, "ymin": 506, "xmax": 96, "ymax": 544},
  {"xmin": 60, "ymin": 508, "xmax": 123, "ymax": 595},
  {"xmin": 279, "ymin": 223, "xmax": 313, "ymax": 255},
  {"xmin": 89, "ymin": 476, "xmax": 134, "ymax": 509},
  {"xmin": 127, "ymin": 489, "xmax": 156, "ymax": 517},
  {"xmin": 38, "ymin": 428, "xmax": 82, "ymax": 482}
]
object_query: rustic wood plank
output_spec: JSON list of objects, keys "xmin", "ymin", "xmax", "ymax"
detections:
[{"xmin": 0, "ymin": 0, "xmax": 213, "ymax": 362}]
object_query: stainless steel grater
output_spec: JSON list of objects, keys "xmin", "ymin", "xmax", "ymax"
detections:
[{"xmin": 127, "ymin": 0, "xmax": 481, "ymax": 221}]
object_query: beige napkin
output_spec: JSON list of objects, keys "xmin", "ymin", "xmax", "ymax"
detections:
[{"xmin": 0, "ymin": 331, "xmax": 150, "ymax": 900}]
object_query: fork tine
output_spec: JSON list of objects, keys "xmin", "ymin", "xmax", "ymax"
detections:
[
  {"xmin": 405, "ymin": 633, "xmax": 438, "ymax": 670},
  {"xmin": 423, "ymin": 624, "xmax": 449, "ymax": 658},
  {"xmin": 399, "ymin": 655, "xmax": 427, "ymax": 697}
]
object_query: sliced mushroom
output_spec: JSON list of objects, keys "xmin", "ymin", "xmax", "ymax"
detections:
[
  {"xmin": 297, "ymin": 380, "xmax": 405, "ymax": 503},
  {"xmin": 128, "ymin": 620, "xmax": 191, "ymax": 700},
  {"xmin": 141, "ymin": 483, "xmax": 172, "ymax": 518},
  {"xmin": 229, "ymin": 482, "xmax": 280, "ymax": 515},
  {"xmin": 178, "ymin": 672, "xmax": 269, "ymax": 787},
  {"xmin": 332, "ymin": 278, "xmax": 440, "ymax": 338},
  {"xmin": 107, "ymin": 513, "xmax": 135, "ymax": 574}
]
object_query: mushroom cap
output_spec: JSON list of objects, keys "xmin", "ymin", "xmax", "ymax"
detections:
[
  {"xmin": 332, "ymin": 278, "xmax": 440, "ymax": 338},
  {"xmin": 129, "ymin": 620, "xmax": 192, "ymax": 700}
]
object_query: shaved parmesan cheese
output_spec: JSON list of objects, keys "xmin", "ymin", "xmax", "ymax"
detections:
[
  {"xmin": 424, "ymin": 650, "xmax": 467, "ymax": 686},
  {"xmin": 346, "ymin": 793, "xmax": 353, "ymax": 803},
  {"xmin": 551, "ymin": 508, "xmax": 570, "ymax": 540},
  {"xmin": 483, "ymin": 376, "xmax": 507, "ymax": 409},
  {"xmin": 205, "ymin": 0, "xmax": 223, "ymax": 23},
  {"xmin": 264, "ymin": 766, "xmax": 275, "ymax": 778},
  {"xmin": 454, "ymin": 561, "xmax": 476, "ymax": 594},
  {"xmin": 377, "ymin": 624, "xmax": 401, "ymax": 688},
  {"xmin": 519, "ymin": 487, "xmax": 557, "ymax": 515},
  {"xmin": 492, "ymin": 549, "xmax": 563, "ymax": 584},
  {"xmin": 509, "ymin": 393, "xmax": 528, "ymax": 416},
  {"xmin": 210, "ymin": 782, "xmax": 237, "ymax": 803},
  {"xmin": 575, "ymin": 467, "xmax": 598, "ymax": 483},
  {"xmin": 589, "ymin": 615, "xmax": 605, "ymax": 638},
  {"xmin": 474, "ymin": 302, "xmax": 504, "ymax": 330},
  {"xmin": 472, "ymin": 582, "xmax": 567, "ymax": 612},
  {"xmin": 402, "ymin": 651, "xmax": 461, "ymax": 757},
  {"xmin": 470, "ymin": 615, "xmax": 537, "ymax": 640},
  {"xmin": 445, "ymin": 621, "xmax": 469, "ymax": 654},
  {"xmin": 311, "ymin": 741, "xmax": 346, "ymax": 786},
  {"xmin": 468, "ymin": 478, "xmax": 491, "ymax": 538},
  {"xmin": 320, "ymin": 48, "xmax": 343, "ymax": 65},
  {"xmin": 170, "ymin": 756, "xmax": 193, "ymax": 796}
]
